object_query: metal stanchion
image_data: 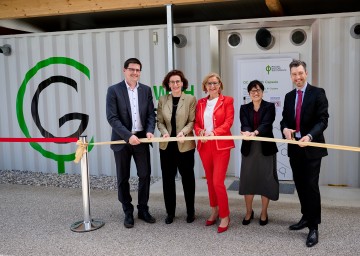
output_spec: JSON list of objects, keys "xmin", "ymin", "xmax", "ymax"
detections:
[{"xmin": 70, "ymin": 135, "xmax": 105, "ymax": 232}]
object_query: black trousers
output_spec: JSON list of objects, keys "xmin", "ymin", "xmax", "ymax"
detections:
[
  {"xmin": 290, "ymin": 146, "xmax": 322, "ymax": 229},
  {"xmin": 114, "ymin": 140, "xmax": 151, "ymax": 214},
  {"xmin": 160, "ymin": 142, "xmax": 195, "ymax": 216}
]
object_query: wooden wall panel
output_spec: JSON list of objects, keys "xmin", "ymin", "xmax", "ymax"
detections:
[{"xmin": 0, "ymin": 0, "xmax": 232, "ymax": 19}]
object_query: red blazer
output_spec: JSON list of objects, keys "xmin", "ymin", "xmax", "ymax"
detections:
[{"xmin": 194, "ymin": 94, "xmax": 235, "ymax": 151}]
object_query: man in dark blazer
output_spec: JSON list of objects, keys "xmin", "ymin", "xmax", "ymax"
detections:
[
  {"xmin": 280, "ymin": 60, "xmax": 329, "ymax": 247},
  {"xmin": 106, "ymin": 58, "xmax": 156, "ymax": 228}
]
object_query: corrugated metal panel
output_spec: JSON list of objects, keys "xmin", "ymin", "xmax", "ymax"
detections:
[
  {"xmin": 0, "ymin": 25, "xmax": 212, "ymax": 179},
  {"xmin": 318, "ymin": 16, "xmax": 360, "ymax": 187},
  {"xmin": 173, "ymin": 25, "xmax": 212, "ymax": 178}
]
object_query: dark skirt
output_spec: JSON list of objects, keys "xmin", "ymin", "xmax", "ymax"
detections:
[{"xmin": 239, "ymin": 141, "xmax": 279, "ymax": 201}]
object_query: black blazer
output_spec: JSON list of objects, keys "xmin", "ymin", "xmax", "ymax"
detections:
[
  {"xmin": 106, "ymin": 80, "xmax": 156, "ymax": 151},
  {"xmin": 280, "ymin": 84, "xmax": 329, "ymax": 159},
  {"xmin": 240, "ymin": 100, "xmax": 278, "ymax": 156}
]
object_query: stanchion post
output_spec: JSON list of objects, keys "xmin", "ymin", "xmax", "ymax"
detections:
[{"xmin": 70, "ymin": 135, "xmax": 105, "ymax": 232}]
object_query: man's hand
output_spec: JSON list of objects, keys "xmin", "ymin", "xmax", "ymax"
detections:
[
  {"xmin": 129, "ymin": 135, "xmax": 141, "ymax": 145},
  {"xmin": 146, "ymin": 132, "xmax": 154, "ymax": 139},
  {"xmin": 283, "ymin": 128, "xmax": 296, "ymax": 140},
  {"xmin": 298, "ymin": 135, "xmax": 311, "ymax": 147}
]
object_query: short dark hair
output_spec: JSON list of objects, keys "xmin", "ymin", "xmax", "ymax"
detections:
[
  {"xmin": 124, "ymin": 58, "xmax": 142, "ymax": 71},
  {"xmin": 162, "ymin": 69, "xmax": 189, "ymax": 92},
  {"xmin": 247, "ymin": 80, "xmax": 264, "ymax": 92},
  {"xmin": 289, "ymin": 59, "xmax": 307, "ymax": 71}
]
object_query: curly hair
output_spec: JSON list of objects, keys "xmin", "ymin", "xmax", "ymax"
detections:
[{"xmin": 161, "ymin": 70, "xmax": 189, "ymax": 92}]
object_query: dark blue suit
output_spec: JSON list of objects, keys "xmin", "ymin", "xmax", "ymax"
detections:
[
  {"xmin": 280, "ymin": 84, "xmax": 329, "ymax": 228},
  {"xmin": 106, "ymin": 80, "xmax": 155, "ymax": 214}
]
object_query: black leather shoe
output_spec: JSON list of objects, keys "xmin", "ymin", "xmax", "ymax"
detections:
[
  {"xmin": 165, "ymin": 215, "xmax": 174, "ymax": 224},
  {"xmin": 306, "ymin": 229, "xmax": 319, "ymax": 247},
  {"xmin": 186, "ymin": 214, "xmax": 195, "ymax": 223},
  {"xmin": 242, "ymin": 210, "xmax": 254, "ymax": 225},
  {"xmin": 289, "ymin": 219, "xmax": 308, "ymax": 230},
  {"xmin": 124, "ymin": 213, "xmax": 134, "ymax": 228},
  {"xmin": 138, "ymin": 211, "xmax": 156, "ymax": 223}
]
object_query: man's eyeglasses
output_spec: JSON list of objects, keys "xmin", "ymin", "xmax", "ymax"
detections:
[
  {"xmin": 169, "ymin": 80, "xmax": 182, "ymax": 85},
  {"xmin": 250, "ymin": 89, "xmax": 262, "ymax": 94},
  {"xmin": 207, "ymin": 82, "xmax": 219, "ymax": 86},
  {"xmin": 126, "ymin": 68, "xmax": 141, "ymax": 73}
]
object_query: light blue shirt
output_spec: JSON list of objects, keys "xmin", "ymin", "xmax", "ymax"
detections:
[{"xmin": 125, "ymin": 81, "xmax": 143, "ymax": 132}]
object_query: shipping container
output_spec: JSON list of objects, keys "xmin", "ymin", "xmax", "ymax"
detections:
[{"xmin": 1, "ymin": 12, "xmax": 359, "ymax": 187}]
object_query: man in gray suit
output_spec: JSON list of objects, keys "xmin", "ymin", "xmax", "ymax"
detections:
[{"xmin": 106, "ymin": 58, "xmax": 156, "ymax": 228}]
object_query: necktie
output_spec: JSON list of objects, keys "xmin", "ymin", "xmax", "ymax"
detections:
[{"xmin": 295, "ymin": 90, "xmax": 303, "ymax": 132}]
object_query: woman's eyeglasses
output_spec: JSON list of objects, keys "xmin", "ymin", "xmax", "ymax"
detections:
[
  {"xmin": 207, "ymin": 82, "xmax": 219, "ymax": 86},
  {"xmin": 169, "ymin": 80, "xmax": 182, "ymax": 84},
  {"xmin": 250, "ymin": 89, "xmax": 262, "ymax": 94}
]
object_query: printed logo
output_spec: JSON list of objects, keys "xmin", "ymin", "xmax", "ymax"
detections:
[
  {"xmin": 153, "ymin": 85, "xmax": 195, "ymax": 100},
  {"xmin": 16, "ymin": 57, "xmax": 94, "ymax": 174},
  {"xmin": 266, "ymin": 64, "xmax": 287, "ymax": 75}
]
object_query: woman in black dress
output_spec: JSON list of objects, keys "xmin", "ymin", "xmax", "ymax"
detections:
[{"xmin": 239, "ymin": 80, "xmax": 279, "ymax": 226}]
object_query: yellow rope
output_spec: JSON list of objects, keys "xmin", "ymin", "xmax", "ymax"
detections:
[{"xmin": 73, "ymin": 135, "xmax": 360, "ymax": 163}]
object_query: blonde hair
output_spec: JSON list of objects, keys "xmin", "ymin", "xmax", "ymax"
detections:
[{"xmin": 201, "ymin": 72, "xmax": 224, "ymax": 93}]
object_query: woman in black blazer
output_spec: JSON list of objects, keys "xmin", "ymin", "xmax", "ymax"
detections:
[{"xmin": 239, "ymin": 80, "xmax": 278, "ymax": 226}]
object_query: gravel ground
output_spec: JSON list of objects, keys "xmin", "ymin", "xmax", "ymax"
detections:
[{"xmin": 0, "ymin": 169, "xmax": 160, "ymax": 191}]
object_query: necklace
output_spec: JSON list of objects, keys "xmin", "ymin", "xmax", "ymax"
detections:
[{"xmin": 173, "ymin": 96, "xmax": 180, "ymax": 107}]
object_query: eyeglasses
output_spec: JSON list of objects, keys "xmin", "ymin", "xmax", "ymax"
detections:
[
  {"xmin": 169, "ymin": 80, "xmax": 182, "ymax": 85},
  {"xmin": 207, "ymin": 82, "xmax": 220, "ymax": 86},
  {"xmin": 250, "ymin": 89, "xmax": 262, "ymax": 94},
  {"xmin": 126, "ymin": 68, "xmax": 141, "ymax": 73}
]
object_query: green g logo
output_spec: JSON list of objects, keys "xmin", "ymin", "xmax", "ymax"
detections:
[{"xmin": 16, "ymin": 57, "xmax": 94, "ymax": 174}]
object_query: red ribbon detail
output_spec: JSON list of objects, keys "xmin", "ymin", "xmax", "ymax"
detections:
[{"xmin": 0, "ymin": 138, "xmax": 78, "ymax": 143}]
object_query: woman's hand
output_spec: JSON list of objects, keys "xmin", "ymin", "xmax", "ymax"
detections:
[
  {"xmin": 176, "ymin": 131, "xmax": 185, "ymax": 143},
  {"xmin": 241, "ymin": 131, "xmax": 252, "ymax": 137},
  {"xmin": 241, "ymin": 131, "xmax": 255, "ymax": 140},
  {"xmin": 206, "ymin": 131, "xmax": 215, "ymax": 137},
  {"xmin": 199, "ymin": 129, "xmax": 207, "ymax": 143}
]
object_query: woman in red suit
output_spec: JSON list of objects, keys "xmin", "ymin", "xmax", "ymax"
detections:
[{"xmin": 194, "ymin": 72, "xmax": 235, "ymax": 233}]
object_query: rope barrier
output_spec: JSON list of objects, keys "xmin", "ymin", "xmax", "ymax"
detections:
[{"xmin": 73, "ymin": 135, "xmax": 360, "ymax": 163}]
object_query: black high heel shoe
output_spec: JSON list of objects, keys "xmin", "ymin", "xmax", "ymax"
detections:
[
  {"xmin": 242, "ymin": 210, "xmax": 254, "ymax": 225},
  {"xmin": 259, "ymin": 215, "xmax": 268, "ymax": 226}
]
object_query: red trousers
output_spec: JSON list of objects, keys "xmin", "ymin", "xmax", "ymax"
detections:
[{"xmin": 198, "ymin": 140, "xmax": 231, "ymax": 218}]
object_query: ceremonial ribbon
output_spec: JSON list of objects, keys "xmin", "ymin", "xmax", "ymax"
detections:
[{"xmin": 73, "ymin": 135, "xmax": 360, "ymax": 163}]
